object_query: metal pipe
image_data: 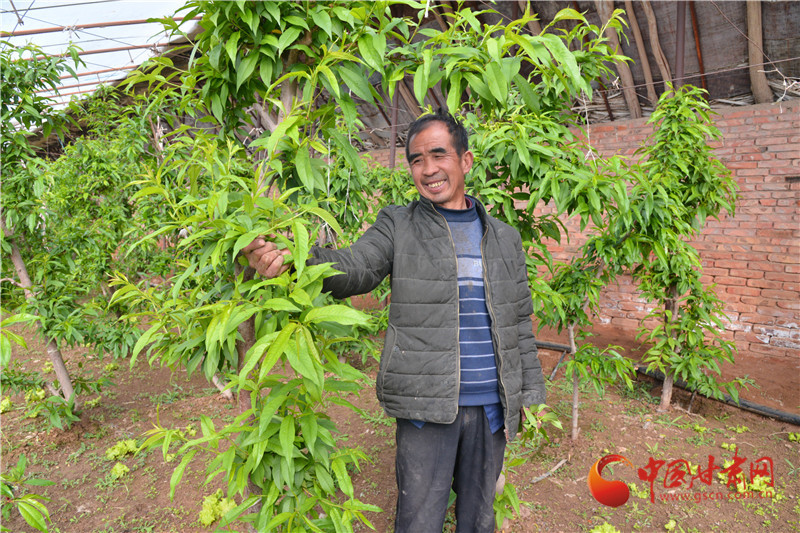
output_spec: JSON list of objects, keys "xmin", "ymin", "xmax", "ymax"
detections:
[
  {"xmin": 1, "ymin": 16, "xmax": 200, "ymax": 37},
  {"xmin": 35, "ymin": 79, "xmax": 103, "ymax": 92},
  {"xmin": 689, "ymin": 0, "xmax": 707, "ymax": 91},
  {"xmin": 36, "ymin": 42, "xmax": 172, "ymax": 60},
  {"xmin": 58, "ymin": 65, "xmax": 137, "ymax": 80},
  {"xmin": 675, "ymin": 1, "xmax": 687, "ymax": 88}
]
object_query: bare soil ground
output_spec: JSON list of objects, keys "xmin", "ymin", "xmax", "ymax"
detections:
[{"xmin": 1, "ymin": 325, "xmax": 798, "ymax": 533}]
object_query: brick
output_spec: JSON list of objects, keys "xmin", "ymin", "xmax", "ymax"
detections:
[
  {"xmin": 747, "ymin": 261, "xmax": 787, "ymax": 272},
  {"xmin": 610, "ymin": 317, "xmax": 639, "ymax": 330},
  {"xmin": 715, "ymin": 276, "xmax": 748, "ymax": 287},
  {"xmin": 757, "ymin": 136, "xmax": 788, "ymax": 146},
  {"xmin": 748, "ymin": 343, "xmax": 787, "ymax": 356},
  {"xmin": 727, "ymin": 161, "xmax": 759, "ymax": 169},
  {"xmin": 714, "ymin": 259, "xmax": 749, "ymax": 269},
  {"xmin": 760, "ymin": 288, "xmax": 795, "ymax": 300},
  {"xmin": 758, "ymin": 160, "xmax": 792, "ymax": 169},
  {"xmin": 753, "ymin": 306, "xmax": 797, "ymax": 319},
  {"xmin": 767, "ymin": 143, "xmax": 799, "ymax": 152},
  {"xmin": 728, "ymin": 302, "xmax": 758, "ymax": 313},
  {"xmin": 726, "ymin": 286, "xmax": 761, "ymax": 296},
  {"xmin": 746, "ymin": 278, "xmax": 784, "ymax": 289},
  {"xmin": 767, "ymin": 253, "xmax": 800, "ymax": 263}
]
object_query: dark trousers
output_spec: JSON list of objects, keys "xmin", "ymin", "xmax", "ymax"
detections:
[{"xmin": 394, "ymin": 406, "xmax": 506, "ymax": 533}]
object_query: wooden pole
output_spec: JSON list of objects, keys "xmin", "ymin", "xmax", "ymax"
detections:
[
  {"xmin": 689, "ymin": 1, "xmax": 708, "ymax": 91},
  {"xmin": 675, "ymin": 1, "xmax": 687, "ymax": 89},
  {"xmin": 624, "ymin": 0, "xmax": 658, "ymax": 105},
  {"xmin": 746, "ymin": 0, "xmax": 773, "ymax": 103},
  {"xmin": 595, "ymin": 0, "xmax": 641, "ymax": 118},
  {"xmin": 641, "ymin": 0, "xmax": 673, "ymax": 92}
]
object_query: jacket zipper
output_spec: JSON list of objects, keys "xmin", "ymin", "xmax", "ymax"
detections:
[
  {"xmin": 481, "ymin": 224, "xmax": 510, "ymax": 439},
  {"xmin": 432, "ymin": 207, "xmax": 461, "ymax": 412}
]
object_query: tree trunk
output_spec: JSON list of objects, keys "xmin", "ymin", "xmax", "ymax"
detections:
[
  {"xmin": 233, "ymin": 264, "xmax": 260, "ymax": 531},
  {"xmin": 3, "ymin": 219, "xmax": 76, "ymax": 403},
  {"xmin": 658, "ymin": 285, "xmax": 679, "ymax": 411},
  {"xmin": 235, "ymin": 264, "xmax": 257, "ymax": 413},
  {"xmin": 746, "ymin": 0, "xmax": 773, "ymax": 103},
  {"xmin": 595, "ymin": 0, "xmax": 642, "ymax": 118},
  {"xmin": 569, "ymin": 323, "xmax": 580, "ymax": 441}
]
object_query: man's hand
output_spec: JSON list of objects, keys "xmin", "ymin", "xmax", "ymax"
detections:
[{"xmin": 241, "ymin": 236, "xmax": 291, "ymax": 278}]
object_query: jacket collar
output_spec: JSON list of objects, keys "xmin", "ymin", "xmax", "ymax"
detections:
[{"xmin": 418, "ymin": 194, "xmax": 491, "ymax": 227}]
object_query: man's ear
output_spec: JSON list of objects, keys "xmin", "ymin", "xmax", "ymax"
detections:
[{"xmin": 461, "ymin": 150, "xmax": 474, "ymax": 173}]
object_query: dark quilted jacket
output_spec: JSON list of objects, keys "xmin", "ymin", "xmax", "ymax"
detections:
[{"xmin": 310, "ymin": 196, "xmax": 545, "ymax": 438}]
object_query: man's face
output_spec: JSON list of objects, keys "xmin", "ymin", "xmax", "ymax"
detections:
[{"xmin": 407, "ymin": 121, "xmax": 473, "ymax": 210}]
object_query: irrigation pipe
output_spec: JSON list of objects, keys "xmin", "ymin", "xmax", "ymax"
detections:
[
  {"xmin": 534, "ymin": 341, "xmax": 800, "ymax": 426},
  {"xmin": 635, "ymin": 366, "xmax": 800, "ymax": 427}
]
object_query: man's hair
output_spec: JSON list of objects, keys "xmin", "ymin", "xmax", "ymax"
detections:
[{"xmin": 405, "ymin": 108, "xmax": 469, "ymax": 161}]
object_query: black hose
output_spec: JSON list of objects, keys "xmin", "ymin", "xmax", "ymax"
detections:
[
  {"xmin": 635, "ymin": 366, "xmax": 800, "ymax": 427},
  {"xmin": 534, "ymin": 340, "xmax": 800, "ymax": 426}
]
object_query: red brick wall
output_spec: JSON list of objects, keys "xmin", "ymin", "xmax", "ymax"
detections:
[{"xmin": 366, "ymin": 100, "xmax": 799, "ymax": 410}]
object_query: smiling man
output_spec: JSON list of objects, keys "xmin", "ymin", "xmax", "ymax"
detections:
[{"xmin": 243, "ymin": 109, "xmax": 545, "ymax": 533}]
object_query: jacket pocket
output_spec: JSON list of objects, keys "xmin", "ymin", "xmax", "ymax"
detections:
[{"xmin": 377, "ymin": 324, "xmax": 398, "ymax": 400}]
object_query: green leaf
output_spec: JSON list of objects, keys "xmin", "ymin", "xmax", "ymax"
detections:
[
  {"xmin": 310, "ymin": 9, "xmax": 332, "ymax": 38},
  {"xmin": 225, "ymin": 32, "xmax": 240, "ymax": 63},
  {"xmin": 486, "ymin": 62, "xmax": 507, "ymax": 103},
  {"xmin": 331, "ymin": 456, "xmax": 354, "ymax": 498},
  {"xmin": 258, "ymin": 322, "xmax": 298, "ymax": 383},
  {"xmin": 299, "ymin": 413, "xmax": 319, "ymax": 454},
  {"xmin": 413, "ymin": 60, "xmax": 429, "ymax": 106},
  {"xmin": 16, "ymin": 498, "xmax": 49, "ymax": 533},
  {"xmin": 284, "ymin": 327, "xmax": 319, "ymax": 384},
  {"xmin": 277, "ymin": 27, "xmax": 302, "ymax": 56},
  {"xmin": 338, "ymin": 63, "xmax": 373, "ymax": 102},
  {"xmin": 538, "ymin": 33, "xmax": 583, "ymax": 92},
  {"xmin": 236, "ymin": 53, "xmax": 259, "ymax": 90},
  {"xmin": 279, "ymin": 415, "xmax": 295, "ymax": 472},
  {"xmin": 294, "ymin": 143, "xmax": 315, "ymax": 192},
  {"xmin": 292, "ymin": 219, "xmax": 309, "ymax": 278},
  {"xmin": 358, "ymin": 34, "xmax": 383, "ymax": 73},
  {"xmin": 169, "ymin": 450, "xmax": 197, "ymax": 500},
  {"xmin": 304, "ymin": 305, "xmax": 370, "ymax": 326}
]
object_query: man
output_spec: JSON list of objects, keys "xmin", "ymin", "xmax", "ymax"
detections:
[{"xmin": 243, "ymin": 110, "xmax": 545, "ymax": 532}]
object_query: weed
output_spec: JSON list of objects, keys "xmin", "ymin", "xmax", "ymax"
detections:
[
  {"xmin": 625, "ymin": 501, "xmax": 651, "ymax": 529},
  {"xmin": 784, "ymin": 458, "xmax": 800, "ymax": 477},
  {"xmin": 590, "ymin": 420, "xmax": 606, "ymax": 433},
  {"xmin": 358, "ymin": 407, "xmax": 393, "ymax": 428},
  {"xmin": 85, "ymin": 426, "xmax": 110, "ymax": 439},
  {"xmin": 687, "ymin": 433, "xmax": 715, "ymax": 447}
]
